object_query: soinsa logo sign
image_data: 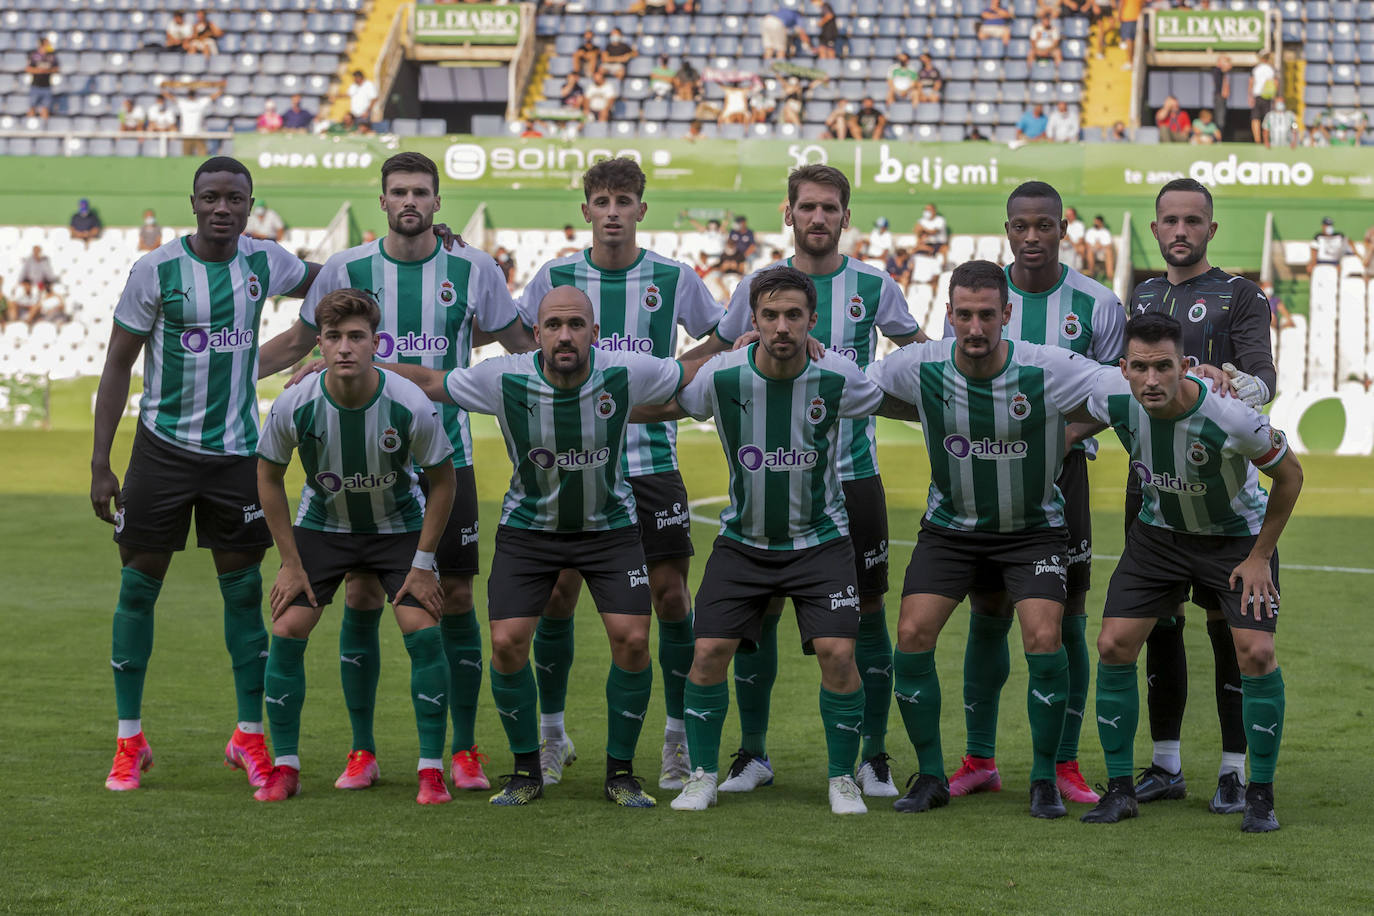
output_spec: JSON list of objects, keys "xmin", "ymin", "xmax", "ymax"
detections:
[
  {"xmin": 528, "ymin": 446, "xmax": 612, "ymax": 470},
  {"xmin": 736, "ymin": 445, "xmax": 819, "ymax": 471},
  {"xmin": 376, "ymin": 331, "xmax": 450, "ymax": 359},
  {"xmin": 943, "ymin": 434, "xmax": 1029, "ymax": 460},
  {"xmin": 180, "ymin": 327, "xmax": 254, "ymax": 353},
  {"xmin": 315, "ymin": 470, "xmax": 399, "ymax": 493},
  {"xmin": 444, "ymin": 143, "xmax": 655, "ymax": 181}
]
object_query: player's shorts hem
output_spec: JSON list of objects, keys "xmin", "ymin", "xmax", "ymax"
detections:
[{"xmin": 631, "ymin": 470, "xmax": 694, "ymax": 562}]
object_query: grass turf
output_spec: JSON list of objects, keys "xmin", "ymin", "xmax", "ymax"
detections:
[{"xmin": 2, "ymin": 418, "xmax": 1372, "ymax": 914}]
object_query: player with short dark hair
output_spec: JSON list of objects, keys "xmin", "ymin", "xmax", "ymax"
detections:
[
  {"xmin": 259, "ymin": 152, "xmax": 533, "ymax": 794},
  {"xmin": 866, "ymin": 259, "xmax": 1103, "ymax": 819},
  {"xmin": 942, "ymin": 180, "xmax": 1125, "ymax": 806},
  {"xmin": 682, "ymin": 163, "xmax": 925, "ymax": 799},
  {"xmin": 1127, "ymin": 177, "xmax": 1277, "ymax": 814},
  {"xmin": 517, "ymin": 157, "xmax": 724, "ymax": 793},
  {"xmin": 1077, "ymin": 313, "xmax": 1300, "ymax": 832},
  {"xmin": 254, "ymin": 288, "xmax": 458, "ymax": 804},
  {"xmin": 92, "ymin": 156, "xmax": 318, "ymax": 792}
]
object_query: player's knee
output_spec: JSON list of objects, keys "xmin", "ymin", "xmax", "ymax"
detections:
[
  {"xmin": 895, "ymin": 616, "xmax": 937, "ymax": 653},
  {"xmin": 608, "ymin": 625, "xmax": 651, "ymax": 662},
  {"xmin": 1233, "ymin": 634, "xmax": 1276, "ymax": 677},
  {"xmin": 441, "ymin": 576, "xmax": 474, "ymax": 614},
  {"xmin": 689, "ymin": 639, "xmax": 733, "ymax": 681},
  {"xmin": 1021, "ymin": 622, "xmax": 1062, "ymax": 654},
  {"xmin": 651, "ymin": 582, "xmax": 691, "ymax": 621},
  {"xmin": 1096, "ymin": 630, "xmax": 1137, "ymax": 665}
]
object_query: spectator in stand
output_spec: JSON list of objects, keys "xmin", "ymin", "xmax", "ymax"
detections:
[
  {"xmin": 867, "ymin": 217, "xmax": 894, "ymax": 261},
  {"xmin": 718, "ymin": 83, "xmax": 750, "ymax": 127},
  {"xmin": 175, "ymin": 86, "xmax": 221, "ymax": 156},
  {"xmin": 1191, "ymin": 107, "xmax": 1220, "ymax": 144},
  {"xmin": 147, "ymin": 94, "xmax": 177, "ymax": 132},
  {"xmin": 583, "ymin": 70, "xmax": 619, "ymax": 123},
  {"xmin": 347, "ymin": 70, "xmax": 378, "ymax": 130},
  {"xmin": 1118, "ymin": 0, "xmax": 1142, "ymax": 70},
  {"xmin": 1065, "ymin": 205, "xmax": 1086, "ymax": 267},
  {"xmin": 762, "ymin": 5, "xmax": 810, "ymax": 60},
  {"xmin": 1028, "ymin": 13, "xmax": 1063, "ymax": 66},
  {"xmin": 1057, "ymin": 0, "xmax": 1107, "ymax": 58},
  {"xmin": 1249, "ymin": 50, "xmax": 1277, "ymax": 144},
  {"xmin": 715, "ymin": 239, "xmax": 748, "ymax": 277},
  {"xmin": 629, "ymin": 0, "xmax": 678, "ymax": 13},
  {"xmin": 10, "ymin": 281, "xmax": 46, "ymax": 327},
  {"xmin": 138, "ymin": 209, "xmax": 163, "ymax": 252},
  {"xmin": 914, "ymin": 203, "xmax": 949, "ymax": 258},
  {"xmin": 1262, "ymin": 282, "xmax": 1295, "ymax": 330},
  {"xmin": 572, "ymin": 30, "xmax": 602, "ymax": 77},
  {"xmin": 557, "ymin": 71, "xmax": 585, "ymax": 108},
  {"xmin": 601, "ymin": 28, "xmax": 637, "ymax": 80},
  {"xmin": 851, "ymin": 96, "xmax": 887, "ymax": 139},
  {"xmin": 780, "ymin": 76, "xmax": 812, "ymax": 126},
  {"xmin": 257, "ymin": 100, "xmax": 283, "ymax": 133},
  {"xmin": 686, "ymin": 215, "xmax": 728, "ymax": 261},
  {"xmin": 494, "ymin": 247, "xmax": 516, "ymax": 291},
  {"xmin": 25, "ymin": 38, "xmax": 58, "ymax": 122},
  {"xmin": 1015, "ymin": 103, "xmax": 1049, "ymax": 142},
  {"xmin": 1106, "ymin": 119, "xmax": 1128, "ymax": 141},
  {"xmin": 165, "ymin": 11, "xmax": 195, "ymax": 50},
  {"xmin": 186, "ymin": 10, "xmax": 223, "ymax": 57},
  {"xmin": 1262, "ymin": 96, "xmax": 1299, "ymax": 149},
  {"xmin": 245, "ymin": 203, "xmax": 286, "ymax": 242},
  {"xmin": 1155, "ymin": 95, "xmax": 1191, "ymax": 142},
  {"xmin": 19, "ymin": 246, "xmax": 58, "ymax": 294},
  {"xmin": 650, "ymin": 55, "xmax": 676, "ymax": 99},
  {"xmin": 885, "ymin": 247, "xmax": 913, "ymax": 287},
  {"xmin": 748, "ymin": 87, "xmax": 776, "ymax": 124},
  {"xmin": 118, "ymin": 98, "xmax": 146, "ymax": 132},
  {"xmin": 281, "ymin": 94, "xmax": 314, "ymax": 132},
  {"xmin": 69, "ymin": 199, "xmax": 103, "ymax": 243},
  {"xmin": 1045, "ymin": 100, "xmax": 1079, "ymax": 142},
  {"xmin": 729, "ymin": 215, "xmax": 757, "ymax": 260},
  {"xmin": 1210, "ymin": 53, "xmax": 1232, "ymax": 135},
  {"xmin": 967, "ymin": 125, "xmax": 989, "ymax": 140},
  {"xmin": 1084, "ymin": 214, "xmax": 1114, "ymax": 279},
  {"xmin": 556, "ymin": 224, "xmax": 581, "ymax": 258},
  {"xmin": 917, "ymin": 53, "xmax": 943, "ymax": 103},
  {"xmin": 813, "ymin": 0, "xmax": 841, "ymax": 59},
  {"xmin": 887, "ymin": 52, "xmax": 921, "ymax": 105},
  {"xmin": 823, "ymin": 98, "xmax": 854, "ymax": 139},
  {"xmin": 1309, "ymin": 217, "xmax": 1353, "ymax": 273},
  {"xmin": 979, "ymin": 0, "xmax": 1014, "ymax": 46},
  {"xmin": 673, "ymin": 58, "xmax": 702, "ymax": 101}
]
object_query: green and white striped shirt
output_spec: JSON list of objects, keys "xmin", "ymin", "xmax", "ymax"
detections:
[
  {"xmin": 1087, "ymin": 374, "xmax": 1288, "ymax": 536},
  {"xmin": 677, "ymin": 347, "xmax": 884, "ymax": 551},
  {"xmin": 518, "ymin": 249, "xmax": 723, "ymax": 477},
  {"xmin": 867, "ymin": 340, "xmax": 1100, "ymax": 532},
  {"xmin": 299, "ymin": 238, "xmax": 519, "ymax": 469},
  {"xmin": 443, "ymin": 349, "xmax": 683, "ymax": 532},
  {"xmin": 114, "ymin": 236, "xmax": 307, "ymax": 456},
  {"xmin": 257, "ymin": 368, "xmax": 454, "ymax": 535},
  {"xmin": 717, "ymin": 257, "xmax": 920, "ymax": 481}
]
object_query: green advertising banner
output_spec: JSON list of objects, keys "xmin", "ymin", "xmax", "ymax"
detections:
[
  {"xmin": 1151, "ymin": 9, "xmax": 1266, "ymax": 51},
  {"xmin": 234, "ymin": 134, "xmax": 1374, "ymax": 201},
  {"xmin": 413, "ymin": 3, "xmax": 521, "ymax": 45},
  {"xmin": 0, "ymin": 375, "xmax": 49, "ymax": 429}
]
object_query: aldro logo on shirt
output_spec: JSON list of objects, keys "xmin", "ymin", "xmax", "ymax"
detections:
[
  {"xmin": 598, "ymin": 334, "xmax": 654, "ymax": 354},
  {"xmin": 805, "ymin": 396, "xmax": 827, "ymax": 424},
  {"xmin": 527, "ymin": 446, "xmax": 611, "ymax": 470},
  {"xmin": 180, "ymin": 327, "xmax": 254, "ymax": 353},
  {"xmin": 315, "ymin": 470, "xmax": 399, "ymax": 493},
  {"xmin": 375, "ymin": 331, "xmax": 449, "ymax": 359},
  {"xmin": 943, "ymin": 434, "xmax": 1029, "ymax": 460},
  {"xmin": 1062, "ymin": 312, "xmax": 1082, "ymax": 341},
  {"xmin": 1131, "ymin": 460, "xmax": 1207, "ymax": 493},
  {"xmin": 736, "ymin": 445, "xmax": 819, "ymax": 471}
]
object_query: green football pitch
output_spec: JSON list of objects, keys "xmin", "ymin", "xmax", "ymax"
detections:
[{"xmin": 3, "ymin": 411, "xmax": 1372, "ymax": 913}]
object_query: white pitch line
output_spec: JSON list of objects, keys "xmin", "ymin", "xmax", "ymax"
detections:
[{"xmin": 685, "ymin": 497, "xmax": 1374, "ymax": 575}]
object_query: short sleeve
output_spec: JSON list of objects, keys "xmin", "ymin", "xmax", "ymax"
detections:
[
  {"xmin": 474, "ymin": 253, "xmax": 520, "ymax": 332},
  {"xmin": 112, "ymin": 256, "xmax": 161, "ymax": 336},
  {"xmin": 865, "ymin": 339, "xmax": 931, "ymax": 402},
  {"xmin": 674, "ymin": 356, "xmax": 718, "ymax": 421},
  {"xmin": 1083, "ymin": 368, "xmax": 1128, "ymax": 424},
  {"xmin": 833, "ymin": 357, "xmax": 884, "ymax": 417},
  {"xmin": 255, "ymin": 388, "xmax": 300, "ymax": 465},
  {"xmin": 405, "ymin": 390, "xmax": 457, "ymax": 469},
  {"xmin": 259, "ymin": 240, "xmax": 308, "ymax": 297},
  {"xmin": 516, "ymin": 263, "xmax": 552, "ymax": 328},
  {"xmin": 714, "ymin": 273, "xmax": 755, "ymax": 343},
  {"xmin": 1224, "ymin": 402, "xmax": 1289, "ymax": 470},
  {"xmin": 674, "ymin": 266, "xmax": 726, "ymax": 339},
  {"xmin": 626, "ymin": 353, "xmax": 684, "ymax": 405},
  {"xmin": 1043, "ymin": 348, "xmax": 1112, "ymax": 413},
  {"xmin": 298, "ymin": 254, "xmax": 350, "ymax": 328},
  {"xmin": 875, "ymin": 274, "xmax": 920, "ymax": 337},
  {"xmin": 1090, "ymin": 290, "xmax": 1127, "ymax": 364},
  {"xmin": 443, "ymin": 357, "xmax": 509, "ymax": 414}
]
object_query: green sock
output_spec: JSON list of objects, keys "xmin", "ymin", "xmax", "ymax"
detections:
[
  {"xmin": 440, "ymin": 610, "xmax": 483, "ymax": 752},
  {"xmin": 490, "ymin": 663, "xmax": 540, "ymax": 755},
  {"xmin": 1095, "ymin": 661, "xmax": 1140, "ymax": 779},
  {"xmin": 264, "ymin": 635, "xmax": 308, "ymax": 759},
  {"xmin": 963, "ymin": 612, "xmax": 1013, "ymax": 758},
  {"xmin": 856, "ymin": 609, "xmax": 893, "ymax": 760},
  {"xmin": 734, "ymin": 613, "xmax": 779, "ymax": 757},
  {"xmin": 339, "ymin": 604, "xmax": 382, "ymax": 754},
  {"xmin": 682, "ymin": 680, "xmax": 729, "ymax": 774},
  {"xmin": 403, "ymin": 626, "xmax": 449, "ymax": 760},
  {"xmin": 1242, "ymin": 667, "xmax": 1285, "ymax": 783},
  {"xmin": 1057, "ymin": 614, "xmax": 1090, "ymax": 763},
  {"xmin": 533, "ymin": 616, "xmax": 575, "ymax": 716},
  {"xmin": 606, "ymin": 663, "xmax": 653, "ymax": 761},
  {"xmin": 112, "ymin": 566, "xmax": 161, "ymax": 720},
  {"xmin": 657, "ymin": 615, "xmax": 694, "ymax": 722},
  {"xmin": 218, "ymin": 566, "xmax": 267, "ymax": 724},
  {"xmin": 820, "ymin": 686, "xmax": 866, "ymax": 778},
  {"xmin": 1025, "ymin": 648, "xmax": 1069, "ymax": 782},
  {"xmin": 894, "ymin": 649, "xmax": 944, "ymax": 777}
]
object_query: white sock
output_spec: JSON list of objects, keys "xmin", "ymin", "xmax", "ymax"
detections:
[
  {"xmin": 418, "ymin": 757, "xmax": 444, "ymax": 772},
  {"xmin": 664, "ymin": 717, "xmax": 685, "ymax": 737},
  {"xmin": 540, "ymin": 712, "xmax": 565, "ymax": 737},
  {"xmin": 274, "ymin": 754, "xmax": 301, "ymax": 770},
  {"xmin": 236, "ymin": 721, "xmax": 264, "ymax": 735},
  {"xmin": 1219, "ymin": 752, "xmax": 1246, "ymax": 779},
  {"xmin": 1152, "ymin": 740, "xmax": 1181, "ymax": 774},
  {"xmin": 117, "ymin": 719, "xmax": 142, "ymax": 739}
]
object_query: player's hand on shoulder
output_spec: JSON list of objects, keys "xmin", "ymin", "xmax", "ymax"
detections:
[
  {"xmin": 1195, "ymin": 362, "xmax": 1236, "ymax": 398},
  {"xmin": 90, "ymin": 467, "xmax": 121, "ymax": 524},
  {"xmin": 731, "ymin": 329, "xmax": 759, "ymax": 351},
  {"xmin": 805, "ymin": 336, "xmax": 826, "ymax": 360},
  {"xmin": 1221, "ymin": 362, "xmax": 1266, "ymax": 408},
  {"xmin": 397, "ymin": 566, "xmax": 444, "ymax": 620},
  {"xmin": 270, "ymin": 563, "xmax": 316, "ymax": 619},
  {"xmin": 286, "ymin": 357, "xmax": 326, "ymax": 387},
  {"xmin": 433, "ymin": 223, "xmax": 465, "ymax": 250}
]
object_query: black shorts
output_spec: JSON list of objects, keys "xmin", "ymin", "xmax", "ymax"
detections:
[
  {"xmin": 1104, "ymin": 521, "xmax": 1280, "ymax": 633},
  {"xmin": 843, "ymin": 475, "xmax": 889, "ymax": 597},
  {"xmin": 1251, "ymin": 97, "xmax": 1272, "ymax": 121},
  {"xmin": 972, "ymin": 451, "xmax": 1091, "ymax": 597},
  {"xmin": 288, "ymin": 526, "xmax": 425, "ymax": 609},
  {"xmin": 902, "ymin": 522, "xmax": 1069, "ymax": 606},
  {"xmin": 115, "ymin": 422, "xmax": 272, "ymax": 554},
  {"xmin": 488, "ymin": 525, "xmax": 650, "ymax": 619},
  {"xmin": 694, "ymin": 536, "xmax": 860, "ymax": 655},
  {"xmin": 630, "ymin": 470, "xmax": 694, "ymax": 563},
  {"xmin": 419, "ymin": 465, "xmax": 479, "ymax": 576},
  {"xmin": 1125, "ymin": 473, "xmax": 1218, "ymax": 612}
]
